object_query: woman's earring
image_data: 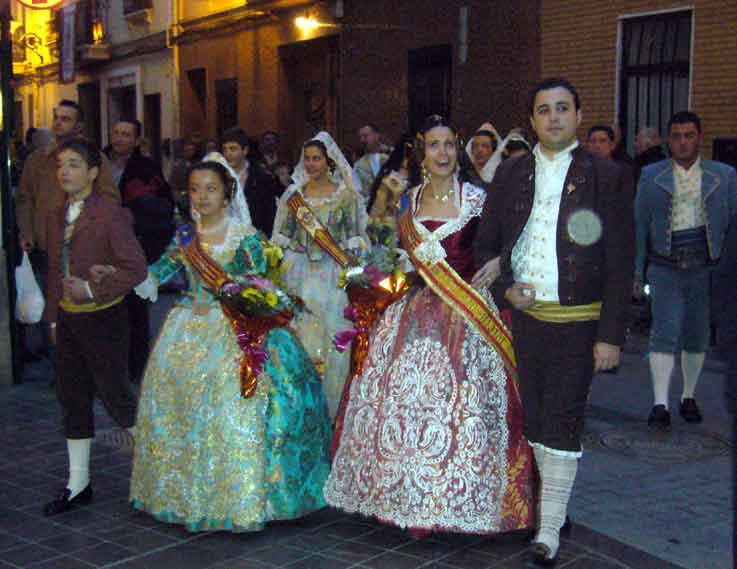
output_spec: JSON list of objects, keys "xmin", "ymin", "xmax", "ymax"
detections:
[{"xmin": 421, "ymin": 163, "xmax": 431, "ymax": 185}]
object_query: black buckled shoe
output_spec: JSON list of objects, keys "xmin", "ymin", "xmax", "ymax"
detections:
[
  {"xmin": 528, "ymin": 542, "xmax": 559, "ymax": 567},
  {"xmin": 43, "ymin": 484, "xmax": 93, "ymax": 516},
  {"xmin": 647, "ymin": 405, "xmax": 671, "ymax": 429},
  {"xmin": 679, "ymin": 398, "xmax": 703, "ymax": 423}
]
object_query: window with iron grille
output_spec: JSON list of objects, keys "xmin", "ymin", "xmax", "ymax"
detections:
[{"xmin": 619, "ymin": 10, "xmax": 691, "ymax": 156}]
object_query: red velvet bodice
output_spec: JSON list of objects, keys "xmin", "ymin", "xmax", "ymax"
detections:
[{"xmin": 420, "ymin": 217, "xmax": 480, "ymax": 282}]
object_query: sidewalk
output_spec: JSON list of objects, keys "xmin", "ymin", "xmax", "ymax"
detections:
[
  {"xmin": 571, "ymin": 333, "xmax": 734, "ymax": 569},
  {"xmin": 0, "ymin": 296, "xmax": 731, "ymax": 568}
]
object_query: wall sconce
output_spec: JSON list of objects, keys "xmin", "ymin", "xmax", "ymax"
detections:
[
  {"xmin": 92, "ymin": 19, "xmax": 105, "ymax": 44},
  {"xmin": 295, "ymin": 16, "xmax": 321, "ymax": 33}
]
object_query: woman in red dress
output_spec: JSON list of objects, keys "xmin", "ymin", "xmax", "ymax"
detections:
[{"xmin": 325, "ymin": 116, "xmax": 535, "ymax": 535}]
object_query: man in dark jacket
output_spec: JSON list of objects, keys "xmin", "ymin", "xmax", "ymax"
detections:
[
  {"xmin": 633, "ymin": 126, "xmax": 666, "ymax": 184},
  {"xmin": 104, "ymin": 119, "xmax": 174, "ymax": 383},
  {"xmin": 221, "ymin": 127, "xmax": 279, "ymax": 236},
  {"xmin": 473, "ymin": 78, "xmax": 634, "ymax": 567}
]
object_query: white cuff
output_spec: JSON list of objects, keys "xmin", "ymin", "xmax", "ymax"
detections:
[
  {"xmin": 83, "ymin": 281, "xmax": 94, "ymax": 301},
  {"xmin": 346, "ymin": 236, "xmax": 368, "ymax": 251},
  {"xmin": 134, "ymin": 272, "xmax": 159, "ymax": 302},
  {"xmin": 271, "ymin": 234, "xmax": 292, "ymax": 248},
  {"xmin": 396, "ymin": 249, "xmax": 415, "ymax": 273}
]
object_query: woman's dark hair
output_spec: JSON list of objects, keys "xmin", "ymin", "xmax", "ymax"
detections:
[
  {"xmin": 56, "ymin": 137, "xmax": 102, "ymax": 169},
  {"xmin": 187, "ymin": 160, "xmax": 237, "ymax": 201},
  {"xmin": 303, "ymin": 139, "xmax": 336, "ymax": 172},
  {"xmin": 366, "ymin": 133, "xmax": 418, "ymax": 212},
  {"xmin": 473, "ymin": 129, "xmax": 498, "ymax": 153},
  {"xmin": 421, "ymin": 114, "xmax": 457, "ymax": 136}
]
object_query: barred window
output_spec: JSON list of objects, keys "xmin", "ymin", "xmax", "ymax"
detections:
[{"xmin": 619, "ymin": 10, "xmax": 692, "ymax": 155}]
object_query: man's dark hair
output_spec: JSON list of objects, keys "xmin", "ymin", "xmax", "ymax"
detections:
[
  {"xmin": 360, "ymin": 123, "xmax": 380, "ymax": 133},
  {"xmin": 117, "ymin": 118, "xmax": 142, "ymax": 138},
  {"xmin": 221, "ymin": 127, "xmax": 250, "ymax": 149},
  {"xmin": 668, "ymin": 111, "xmax": 702, "ymax": 134},
  {"xmin": 56, "ymin": 137, "xmax": 102, "ymax": 169},
  {"xmin": 528, "ymin": 77, "xmax": 581, "ymax": 116},
  {"xmin": 58, "ymin": 99, "xmax": 84, "ymax": 123},
  {"xmin": 587, "ymin": 125, "xmax": 615, "ymax": 141},
  {"xmin": 261, "ymin": 130, "xmax": 279, "ymax": 141}
]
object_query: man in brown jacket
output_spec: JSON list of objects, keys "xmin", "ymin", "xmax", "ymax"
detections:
[
  {"xmin": 42, "ymin": 138, "xmax": 146, "ymax": 517},
  {"xmin": 473, "ymin": 78, "xmax": 634, "ymax": 567}
]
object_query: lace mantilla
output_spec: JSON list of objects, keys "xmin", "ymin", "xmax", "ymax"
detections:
[{"xmin": 411, "ymin": 179, "xmax": 486, "ymax": 266}]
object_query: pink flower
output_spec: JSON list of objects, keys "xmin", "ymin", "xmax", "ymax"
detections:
[
  {"xmin": 221, "ymin": 282, "xmax": 241, "ymax": 295},
  {"xmin": 248, "ymin": 277, "xmax": 276, "ymax": 292},
  {"xmin": 333, "ymin": 329, "xmax": 358, "ymax": 352},
  {"xmin": 364, "ymin": 265, "xmax": 387, "ymax": 288},
  {"xmin": 343, "ymin": 304, "xmax": 358, "ymax": 321}
]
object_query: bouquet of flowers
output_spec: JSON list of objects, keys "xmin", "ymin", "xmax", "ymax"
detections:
[
  {"xmin": 207, "ymin": 242, "xmax": 305, "ymax": 398},
  {"xmin": 334, "ymin": 244, "xmax": 413, "ymax": 377},
  {"xmin": 366, "ymin": 218, "xmax": 396, "ymax": 248}
]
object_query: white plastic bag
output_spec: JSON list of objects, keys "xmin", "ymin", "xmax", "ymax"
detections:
[{"xmin": 15, "ymin": 252, "xmax": 45, "ymax": 324}]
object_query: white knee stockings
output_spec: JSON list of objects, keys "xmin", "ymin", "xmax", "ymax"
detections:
[
  {"xmin": 534, "ymin": 449, "xmax": 578, "ymax": 560},
  {"xmin": 66, "ymin": 438, "xmax": 92, "ymax": 499},
  {"xmin": 650, "ymin": 351, "xmax": 705, "ymax": 407}
]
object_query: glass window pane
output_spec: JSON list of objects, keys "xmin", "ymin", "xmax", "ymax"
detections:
[
  {"xmin": 675, "ymin": 16, "xmax": 691, "ymax": 62},
  {"xmin": 674, "ymin": 74, "xmax": 689, "ymax": 112},
  {"xmin": 649, "ymin": 19, "xmax": 666, "ymax": 65},
  {"xmin": 639, "ymin": 22, "xmax": 655, "ymax": 65},
  {"xmin": 627, "ymin": 78, "xmax": 638, "ymax": 156},
  {"xmin": 661, "ymin": 73, "xmax": 673, "ymax": 134},
  {"xmin": 663, "ymin": 18, "xmax": 677, "ymax": 64},
  {"xmin": 627, "ymin": 22, "xmax": 641, "ymax": 67}
]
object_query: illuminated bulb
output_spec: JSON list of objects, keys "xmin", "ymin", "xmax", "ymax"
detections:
[{"xmin": 295, "ymin": 16, "xmax": 320, "ymax": 32}]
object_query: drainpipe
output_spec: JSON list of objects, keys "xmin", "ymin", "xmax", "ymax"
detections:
[{"xmin": 0, "ymin": 2, "xmax": 19, "ymax": 385}]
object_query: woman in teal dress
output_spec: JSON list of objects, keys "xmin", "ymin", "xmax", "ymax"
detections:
[{"xmin": 129, "ymin": 153, "xmax": 331, "ymax": 532}]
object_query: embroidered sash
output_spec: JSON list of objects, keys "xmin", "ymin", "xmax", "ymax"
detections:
[
  {"xmin": 178, "ymin": 225, "xmax": 288, "ymax": 398},
  {"xmin": 287, "ymin": 192, "xmax": 354, "ymax": 268},
  {"xmin": 398, "ymin": 211, "xmax": 517, "ymax": 378}
]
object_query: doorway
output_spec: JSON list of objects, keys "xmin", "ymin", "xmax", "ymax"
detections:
[
  {"xmin": 143, "ymin": 93, "xmax": 162, "ymax": 165},
  {"xmin": 78, "ymin": 81, "xmax": 102, "ymax": 148},
  {"xmin": 279, "ymin": 35, "xmax": 339, "ymax": 161}
]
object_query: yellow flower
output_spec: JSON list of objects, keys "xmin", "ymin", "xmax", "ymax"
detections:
[
  {"xmin": 264, "ymin": 291, "xmax": 278, "ymax": 307},
  {"xmin": 337, "ymin": 269, "xmax": 348, "ymax": 289},
  {"xmin": 263, "ymin": 242, "xmax": 284, "ymax": 268},
  {"xmin": 240, "ymin": 288, "xmax": 263, "ymax": 302}
]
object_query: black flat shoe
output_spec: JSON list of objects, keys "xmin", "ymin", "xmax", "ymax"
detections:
[
  {"xmin": 679, "ymin": 398, "xmax": 703, "ymax": 423},
  {"xmin": 43, "ymin": 484, "xmax": 93, "ymax": 516},
  {"xmin": 647, "ymin": 405, "xmax": 671, "ymax": 429},
  {"xmin": 527, "ymin": 543, "xmax": 558, "ymax": 567}
]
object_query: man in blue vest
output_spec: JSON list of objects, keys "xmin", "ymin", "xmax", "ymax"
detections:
[{"xmin": 634, "ymin": 111, "xmax": 737, "ymax": 428}]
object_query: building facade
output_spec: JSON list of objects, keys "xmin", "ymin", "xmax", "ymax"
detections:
[
  {"xmin": 174, "ymin": 0, "xmax": 542, "ymax": 162},
  {"xmin": 540, "ymin": 0, "xmax": 737, "ymax": 159},
  {"xmin": 12, "ymin": 0, "xmax": 177, "ymax": 169}
]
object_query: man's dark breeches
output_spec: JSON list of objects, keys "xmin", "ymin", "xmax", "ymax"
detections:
[
  {"xmin": 56, "ymin": 303, "xmax": 137, "ymax": 439},
  {"xmin": 511, "ymin": 310, "xmax": 598, "ymax": 453}
]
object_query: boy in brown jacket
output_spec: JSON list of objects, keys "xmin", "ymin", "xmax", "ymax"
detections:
[{"xmin": 43, "ymin": 138, "xmax": 147, "ymax": 516}]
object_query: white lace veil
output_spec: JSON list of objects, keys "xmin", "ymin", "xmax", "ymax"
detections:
[
  {"xmin": 465, "ymin": 122, "xmax": 505, "ymax": 184},
  {"xmin": 290, "ymin": 131, "xmax": 358, "ymax": 196},
  {"xmin": 197, "ymin": 151, "xmax": 253, "ymax": 226}
]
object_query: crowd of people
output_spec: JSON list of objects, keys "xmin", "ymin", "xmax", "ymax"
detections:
[{"xmin": 11, "ymin": 75, "xmax": 737, "ymax": 568}]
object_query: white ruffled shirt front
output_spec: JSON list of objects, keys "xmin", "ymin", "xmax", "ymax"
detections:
[{"xmin": 511, "ymin": 141, "xmax": 578, "ymax": 302}]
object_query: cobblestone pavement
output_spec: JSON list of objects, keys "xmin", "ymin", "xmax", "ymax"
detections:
[{"xmin": 2, "ymin": 296, "xmax": 730, "ymax": 568}]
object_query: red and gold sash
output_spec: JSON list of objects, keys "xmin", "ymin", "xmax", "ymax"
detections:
[
  {"xmin": 182, "ymin": 233, "xmax": 291, "ymax": 398},
  {"xmin": 288, "ymin": 192, "xmax": 354, "ymax": 268},
  {"xmin": 398, "ymin": 211, "xmax": 517, "ymax": 378}
]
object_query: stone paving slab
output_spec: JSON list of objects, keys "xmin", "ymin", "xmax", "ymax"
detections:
[{"xmin": 0, "ymin": 377, "xmax": 684, "ymax": 569}]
